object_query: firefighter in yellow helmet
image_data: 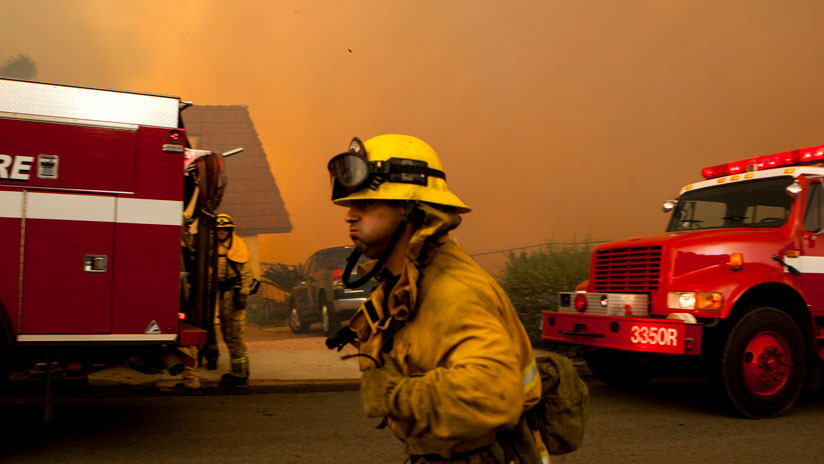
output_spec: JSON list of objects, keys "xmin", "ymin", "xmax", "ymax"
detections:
[
  {"xmin": 326, "ymin": 135, "xmax": 545, "ymax": 463},
  {"xmin": 215, "ymin": 213, "xmax": 255, "ymax": 387}
]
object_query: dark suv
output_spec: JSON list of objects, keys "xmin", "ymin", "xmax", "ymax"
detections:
[{"xmin": 287, "ymin": 246, "xmax": 377, "ymax": 336}]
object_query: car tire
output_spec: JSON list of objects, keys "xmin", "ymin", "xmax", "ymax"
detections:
[
  {"xmin": 716, "ymin": 306, "xmax": 806, "ymax": 418},
  {"xmin": 584, "ymin": 348, "xmax": 654, "ymax": 387},
  {"xmin": 288, "ymin": 303, "xmax": 310, "ymax": 334},
  {"xmin": 321, "ymin": 298, "xmax": 340, "ymax": 337}
]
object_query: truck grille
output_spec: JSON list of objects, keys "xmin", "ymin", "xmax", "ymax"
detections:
[{"xmin": 593, "ymin": 246, "xmax": 662, "ymax": 292}]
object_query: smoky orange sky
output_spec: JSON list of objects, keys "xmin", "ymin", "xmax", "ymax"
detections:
[{"xmin": 4, "ymin": 1, "xmax": 824, "ymax": 273}]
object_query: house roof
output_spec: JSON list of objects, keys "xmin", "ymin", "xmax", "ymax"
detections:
[{"xmin": 182, "ymin": 105, "xmax": 292, "ymax": 235}]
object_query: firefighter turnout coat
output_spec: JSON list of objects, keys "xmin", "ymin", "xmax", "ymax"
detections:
[
  {"xmin": 217, "ymin": 231, "xmax": 254, "ymax": 377},
  {"xmin": 349, "ymin": 203, "xmax": 542, "ymax": 458}
]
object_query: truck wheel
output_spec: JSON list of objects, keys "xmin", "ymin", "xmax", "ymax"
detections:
[
  {"xmin": 584, "ymin": 348, "xmax": 653, "ymax": 387},
  {"xmin": 288, "ymin": 303, "xmax": 310, "ymax": 334},
  {"xmin": 719, "ymin": 306, "xmax": 806, "ymax": 418},
  {"xmin": 321, "ymin": 299, "xmax": 340, "ymax": 338}
]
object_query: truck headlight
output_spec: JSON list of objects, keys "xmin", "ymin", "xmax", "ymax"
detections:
[{"xmin": 667, "ymin": 291, "xmax": 722, "ymax": 310}]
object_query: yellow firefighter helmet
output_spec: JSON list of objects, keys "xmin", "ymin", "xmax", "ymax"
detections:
[
  {"xmin": 327, "ymin": 134, "xmax": 470, "ymax": 213},
  {"xmin": 216, "ymin": 213, "xmax": 236, "ymax": 229}
]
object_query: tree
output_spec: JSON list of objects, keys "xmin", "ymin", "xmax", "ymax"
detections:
[
  {"xmin": 259, "ymin": 262, "xmax": 303, "ymax": 293},
  {"xmin": 0, "ymin": 55, "xmax": 37, "ymax": 80}
]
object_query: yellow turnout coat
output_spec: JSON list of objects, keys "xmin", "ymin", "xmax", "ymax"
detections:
[{"xmin": 349, "ymin": 204, "xmax": 541, "ymax": 458}]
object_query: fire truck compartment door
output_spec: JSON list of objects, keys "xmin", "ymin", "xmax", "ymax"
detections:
[{"xmin": 21, "ymin": 192, "xmax": 114, "ymax": 333}]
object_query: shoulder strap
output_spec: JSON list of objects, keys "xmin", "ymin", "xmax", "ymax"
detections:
[{"xmin": 228, "ymin": 259, "xmax": 241, "ymax": 278}]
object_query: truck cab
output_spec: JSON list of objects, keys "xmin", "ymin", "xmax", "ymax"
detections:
[{"xmin": 543, "ymin": 144, "xmax": 824, "ymax": 418}]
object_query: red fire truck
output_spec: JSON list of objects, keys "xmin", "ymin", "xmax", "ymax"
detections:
[
  {"xmin": 0, "ymin": 78, "xmax": 221, "ymax": 383},
  {"xmin": 543, "ymin": 145, "xmax": 824, "ymax": 418}
]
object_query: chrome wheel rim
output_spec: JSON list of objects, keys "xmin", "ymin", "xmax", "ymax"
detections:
[{"xmin": 321, "ymin": 304, "xmax": 329, "ymax": 333}]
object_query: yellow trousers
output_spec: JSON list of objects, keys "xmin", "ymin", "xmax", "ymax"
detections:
[{"xmin": 219, "ymin": 291, "xmax": 249, "ymax": 377}]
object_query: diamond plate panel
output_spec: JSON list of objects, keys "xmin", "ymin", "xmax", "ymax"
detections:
[{"xmin": 0, "ymin": 79, "xmax": 179, "ymax": 128}]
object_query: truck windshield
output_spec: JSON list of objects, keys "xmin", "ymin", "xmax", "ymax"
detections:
[{"xmin": 667, "ymin": 176, "xmax": 794, "ymax": 232}]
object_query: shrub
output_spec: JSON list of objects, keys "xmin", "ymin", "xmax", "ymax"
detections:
[{"xmin": 499, "ymin": 242, "xmax": 592, "ymax": 349}]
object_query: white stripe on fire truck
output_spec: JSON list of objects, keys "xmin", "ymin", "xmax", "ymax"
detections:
[
  {"xmin": 0, "ymin": 191, "xmax": 23, "ymax": 218},
  {"xmin": 783, "ymin": 256, "xmax": 824, "ymax": 274},
  {"xmin": 17, "ymin": 334, "xmax": 178, "ymax": 343},
  {"xmin": 116, "ymin": 197, "xmax": 182, "ymax": 226},
  {"xmin": 0, "ymin": 191, "xmax": 182, "ymax": 225},
  {"xmin": 28, "ymin": 192, "xmax": 115, "ymax": 222}
]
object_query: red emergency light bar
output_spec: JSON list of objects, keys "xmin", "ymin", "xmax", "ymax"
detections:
[{"xmin": 701, "ymin": 144, "xmax": 824, "ymax": 179}]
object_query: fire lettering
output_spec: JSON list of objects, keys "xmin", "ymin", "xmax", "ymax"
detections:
[{"xmin": 0, "ymin": 154, "xmax": 34, "ymax": 181}]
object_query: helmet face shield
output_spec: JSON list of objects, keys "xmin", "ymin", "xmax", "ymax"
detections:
[
  {"xmin": 328, "ymin": 152, "xmax": 371, "ymax": 189},
  {"xmin": 328, "ymin": 146, "xmax": 446, "ymax": 201}
]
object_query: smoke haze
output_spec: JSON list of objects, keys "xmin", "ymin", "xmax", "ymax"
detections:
[{"xmin": 4, "ymin": 1, "xmax": 824, "ymax": 271}]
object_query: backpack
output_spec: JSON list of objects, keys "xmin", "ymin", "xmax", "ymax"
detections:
[{"xmin": 526, "ymin": 352, "xmax": 589, "ymax": 455}]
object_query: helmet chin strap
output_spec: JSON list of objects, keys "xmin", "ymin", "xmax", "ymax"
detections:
[{"xmin": 343, "ymin": 201, "xmax": 419, "ymax": 288}]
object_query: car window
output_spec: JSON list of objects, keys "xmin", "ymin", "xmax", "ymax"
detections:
[
  {"xmin": 667, "ymin": 176, "xmax": 794, "ymax": 231},
  {"xmin": 804, "ymin": 182, "xmax": 824, "ymax": 232},
  {"xmin": 304, "ymin": 255, "xmax": 317, "ymax": 274}
]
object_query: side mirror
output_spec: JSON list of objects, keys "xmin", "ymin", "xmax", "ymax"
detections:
[
  {"xmin": 662, "ymin": 199, "xmax": 678, "ymax": 213},
  {"xmin": 786, "ymin": 181, "xmax": 802, "ymax": 199}
]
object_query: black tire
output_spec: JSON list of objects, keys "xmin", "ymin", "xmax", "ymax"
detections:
[
  {"xmin": 288, "ymin": 303, "xmax": 310, "ymax": 334},
  {"xmin": 717, "ymin": 306, "xmax": 806, "ymax": 418},
  {"xmin": 0, "ymin": 341, "xmax": 9, "ymax": 386},
  {"xmin": 320, "ymin": 298, "xmax": 340, "ymax": 338},
  {"xmin": 0, "ymin": 309, "xmax": 11, "ymax": 385},
  {"xmin": 584, "ymin": 348, "xmax": 654, "ymax": 387}
]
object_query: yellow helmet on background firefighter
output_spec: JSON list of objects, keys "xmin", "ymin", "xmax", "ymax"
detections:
[
  {"xmin": 216, "ymin": 213, "xmax": 235, "ymax": 229},
  {"xmin": 327, "ymin": 134, "xmax": 470, "ymax": 213}
]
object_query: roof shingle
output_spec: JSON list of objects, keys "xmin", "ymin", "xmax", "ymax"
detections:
[{"xmin": 183, "ymin": 105, "xmax": 292, "ymax": 235}]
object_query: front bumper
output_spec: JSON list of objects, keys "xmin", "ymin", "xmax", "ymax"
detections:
[
  {"xmin": 542, "ymin": 312, "xmax": 704, "ymax": 355},
  {"xmin": 332, "ymin": 297, "xmax": 367, "ymax": 316}
]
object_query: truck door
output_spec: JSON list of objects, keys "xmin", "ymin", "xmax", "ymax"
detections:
[
  {"xmin": 21, "ymin": 191, "xmax": 114, "ymax": 333},
  {"xmin": 792, "ymin": 180, "xmax": 824, "ymax": 316}
]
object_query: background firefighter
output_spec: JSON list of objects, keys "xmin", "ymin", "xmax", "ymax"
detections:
[
  {"xmin": 326, "ymin": 134, "xmax": 547, "ymax": 463},
  {"xmin": 215, "ymin": 213, "xmax": 255, "ymax": 387}
]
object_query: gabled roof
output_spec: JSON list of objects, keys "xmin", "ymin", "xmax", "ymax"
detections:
[{"xmin": 183, "ymin": 105, "xmax": 292, "ymax": 235}]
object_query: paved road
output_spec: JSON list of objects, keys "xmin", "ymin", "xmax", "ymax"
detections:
[
  {"xmin": 555, "ymin": 379, "xmax": 824, "ymax": 464},
  {"xmin": 1, "ymin": 390, "xmax": 404, "ymax": 464},
  {"xmin": 2, "ymin": 379, "xmax": 823, "ymax": 464}
]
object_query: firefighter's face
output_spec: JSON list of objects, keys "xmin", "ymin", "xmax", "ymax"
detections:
[
  {"xmin": 217, "ymin": 228, "xmax": 231, "ymax": 241},
  {"xmin": 345, "ymin": 200, "xmax": 404, "ymax": 259}
]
